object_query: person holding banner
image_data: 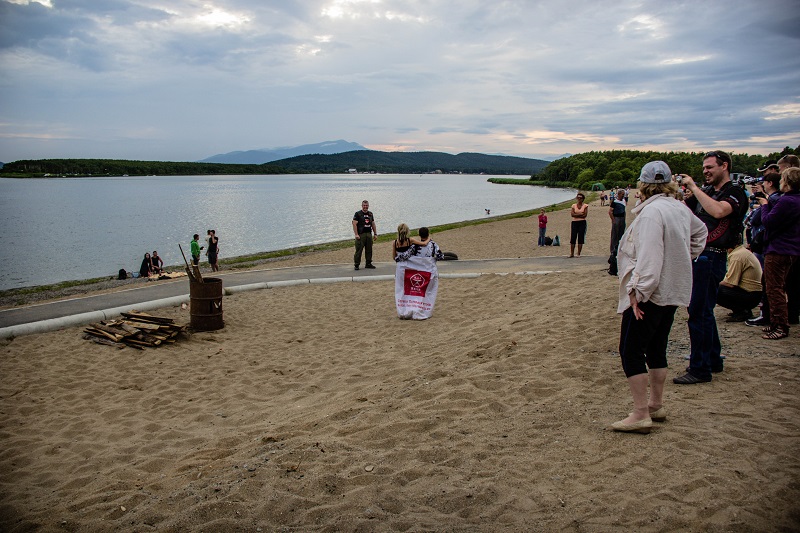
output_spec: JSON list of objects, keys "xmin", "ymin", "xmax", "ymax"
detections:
[
  {"xmin": 392, "ymin": 223, "xmax": 429, "ymax": 260},
  {"xmin": 394, "ymin": 227, "xmax": 444, "ymax": 320}
]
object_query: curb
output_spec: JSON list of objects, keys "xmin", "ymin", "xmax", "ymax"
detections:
[{"xmin": 0, "ymin": 270, "xmax": 558, "ymax": 339}]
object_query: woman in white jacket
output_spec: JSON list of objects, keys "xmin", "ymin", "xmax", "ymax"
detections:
[{"xmin": 611, "ymin": 161, "xmax": 708, "ymax": 434}]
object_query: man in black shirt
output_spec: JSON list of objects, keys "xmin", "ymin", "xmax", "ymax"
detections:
[
  {"xmin": 352, "ymin": 200, "xmax": 378, "ymax": 270},
  {"xmin": 674, "ymin": 151, "xmax": 748, "ymax": 384}
]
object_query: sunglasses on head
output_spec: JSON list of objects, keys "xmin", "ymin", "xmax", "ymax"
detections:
[{"xmin": 704, "ymin": 150, "xmax": 731, "ymax": 164}]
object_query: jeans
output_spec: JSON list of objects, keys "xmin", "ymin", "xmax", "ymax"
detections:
[
  {"xmin": 687, "ymin": 251, "xmax": 727, "ymax": 380},
  {"xmin": 538, "ymin": 227, "xmax": 546, "ymax": 246},
  {"xmin": 610, "ymin": 217, "xmax": 626, "ymax": 255}
]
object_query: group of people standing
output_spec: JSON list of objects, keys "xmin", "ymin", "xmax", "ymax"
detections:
[
  {"xmin": 611, "ymin": 151, "xmax": 800, "ymax": 434},
  {"xmin": 190, "ymin": 230, "xmax": 220, "ymax": 272}
]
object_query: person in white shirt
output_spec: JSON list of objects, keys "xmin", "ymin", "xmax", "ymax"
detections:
[{"xmin": 611, "ymin": 161, "xmax": 708, "ymax": 434}]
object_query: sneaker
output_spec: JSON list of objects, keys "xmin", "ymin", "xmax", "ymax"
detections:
[
  {"xmin": 685, "ymin": 365, "xmax": 723, "ymax": 374},
  {"xmin": 726, "ymin": 310, "xmax": 753, "ymax": 322},
  {"xmin": 354, "ymin": 265, "xmax": 360, "ymax": 271},
  {"xmin": 365, "ymin": 264, "xmax": 376, "ymax": 269},
  {"xmin": 673, "ymin": 372, "xmax": 711, "ymax": 385},
  {"xmin": 745, "ymin": 316, "xmax": 770, "ymax": 327}
]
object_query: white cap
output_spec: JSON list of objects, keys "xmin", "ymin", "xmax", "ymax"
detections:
[{"xmin": 639, "ymin": 161, "xmax": 672, "ymax": 184}]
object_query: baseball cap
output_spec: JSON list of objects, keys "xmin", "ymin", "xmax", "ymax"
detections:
[
  {"xmin": 639, "ymin": 161, "xmax": 672, "ymax": 184},
  {"xmin": 757, "ymin": 160, "xmax": 779, "ymax": 173}
]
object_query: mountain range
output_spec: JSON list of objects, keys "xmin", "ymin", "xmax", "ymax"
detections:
[
  {"xmin": 270, "ymin": 150, "xmax": 549, "ymax": 175},
  {"xmin": 199, "ymin": 140, "xmax": 549, "ymax": 174},
  {"xmin": 199, "ymin": 140, "xmax": 366, "ymax": 164}
]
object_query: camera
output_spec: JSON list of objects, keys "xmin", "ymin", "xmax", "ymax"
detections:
[{"xmin": 673, "ymin": 174, "xmax": 684, "ymax": 184}]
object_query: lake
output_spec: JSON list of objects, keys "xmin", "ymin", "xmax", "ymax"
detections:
[{"xmin": 0, "ymin": 174, "xmax": 575, "ymax": 290}]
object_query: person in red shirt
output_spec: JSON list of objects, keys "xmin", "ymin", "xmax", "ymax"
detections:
[{"xmin": 537, "ymin": 209, "xmax": 548, "ymax": 247}]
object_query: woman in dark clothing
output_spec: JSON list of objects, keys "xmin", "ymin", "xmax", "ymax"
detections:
[
  {"xmin": 139, "ymin": 252, "xmax": 153, "ymax": 278},
  {"xmin": 757, "ymin": 167, "xmax": 800, "ymax": 340}
]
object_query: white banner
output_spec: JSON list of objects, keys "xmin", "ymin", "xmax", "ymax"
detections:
[{"xmin": 395, "ymin": 255, "xmax": 439, "ymax": 320}]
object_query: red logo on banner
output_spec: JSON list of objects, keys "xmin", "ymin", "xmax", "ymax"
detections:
[{"xmin": 404, "ymin": 268, "xmax": 431, "ymax": 296}]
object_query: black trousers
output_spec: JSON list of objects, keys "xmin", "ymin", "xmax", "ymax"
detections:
[{"xmin": 716, "ymin": 285, "xmax": 762, "ymax": 314}]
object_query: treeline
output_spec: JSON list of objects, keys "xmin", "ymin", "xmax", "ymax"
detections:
[
  {"xmin": 272, "ymin": 150, "xmax": 549, "ymax": 175},
  {"xmin": 0, "ymin": 151, "xmax": 550, "ymax": 177},
  {"xmin": 0, "ymin": 159, "xmax": 286, "ymax": 177},
  {"xmin": 534, "ymin": 146, "xmax": 800, "ymax": 190}
]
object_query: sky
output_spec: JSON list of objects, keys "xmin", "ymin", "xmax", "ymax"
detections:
[{"xmin": 0, "ymin": 0, "xmax": 799, "ymax": 163}]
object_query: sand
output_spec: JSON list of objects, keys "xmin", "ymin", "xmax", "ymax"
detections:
[{"xmin": 1, "ymin": 198, "xmax": 799, "ymax": 532}]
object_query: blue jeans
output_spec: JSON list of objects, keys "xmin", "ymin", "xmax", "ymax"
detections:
[
  {"xmin": 538, "ymin": 227, "xmax": 546, "ymax": 246},
  {"xmin": 687, "ymin": 251, "xmax": 727, "ymax": 380}
]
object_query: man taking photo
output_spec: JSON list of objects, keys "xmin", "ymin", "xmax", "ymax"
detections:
[{"xmin": 673, "ymin": 151, "xmax": 748, "ymax": 384}]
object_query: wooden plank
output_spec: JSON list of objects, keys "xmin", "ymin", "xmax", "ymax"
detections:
[
  {"xmin": 123, "ymin": 338, "xmax": 154, "ymax": 348},
  {"xmin": 85, "ymin": 327, "xmax": 123, "ymax": 342},
  {"xmin": 123, "ymin": 321, "xmax": 162, "ymax": 331},
  {"xmin": 120, "ymin": 312, "xmax": 174, "ymax": 325},
  {"xmin": 82, "ymin": 334, "xmax": 125, "ymax": 348}
]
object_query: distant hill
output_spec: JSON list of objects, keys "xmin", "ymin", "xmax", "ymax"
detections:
[
  {"xmin": 200, "ymin": 140, "xmax": 366, "ymax": 164},
  {"xmin": 271, "ymin": 150, "xmax": 549, "ymax": 175}
]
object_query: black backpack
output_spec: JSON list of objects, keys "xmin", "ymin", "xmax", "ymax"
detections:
[{"xmin": 118, "ymin": 269, "xmax": 127, "ymax": 280}]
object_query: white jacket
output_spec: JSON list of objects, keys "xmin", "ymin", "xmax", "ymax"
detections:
[{"xmin": 617, "ymin": 194, "xmax": 708, "ymax": 313}]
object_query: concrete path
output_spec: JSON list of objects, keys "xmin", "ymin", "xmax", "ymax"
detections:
[{"xmin": 0, "ymin": 256, "xmax": 607, "ymax": 337}]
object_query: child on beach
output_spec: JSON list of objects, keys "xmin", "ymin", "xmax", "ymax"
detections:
[{"xmin": 537, "ymin": 209, "xmax": 548, "ymax": 246}]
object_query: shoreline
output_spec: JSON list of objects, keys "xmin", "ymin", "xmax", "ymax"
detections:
[{"xmin": 0, "ymin": 195, "xmax": 584, "ymax": 308}]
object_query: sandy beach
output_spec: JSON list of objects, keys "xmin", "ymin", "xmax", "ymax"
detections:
[{"xmin": 1, "ymin": 198, "xmax": 798, "ymax": 531}]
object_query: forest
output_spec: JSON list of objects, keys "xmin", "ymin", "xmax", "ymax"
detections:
[
  {"xmin": 0, "ymin": 159, "xmax": 286, "ymax": 177},
  {"xmin": 533, "ymin": 146, "xmax": 800, "ymax": 190}
]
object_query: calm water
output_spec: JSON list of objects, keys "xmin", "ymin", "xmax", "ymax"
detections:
[{"xmin": 0, "ymin": 174, "xmax": 575, "ymax": 290}]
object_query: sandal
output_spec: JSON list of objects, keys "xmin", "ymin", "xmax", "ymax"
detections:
[
  {"xmin": 762, "ymin": 325, "xmax": 777, "ymax": 333},
  {"xmin": 762, "ymin": 328, "xmax": 788, "ymax": 340}
]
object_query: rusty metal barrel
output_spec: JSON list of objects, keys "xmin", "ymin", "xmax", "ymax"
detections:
[{"xmin": 190, "ymin": 277, "xmax": 224, "ymax": 331}]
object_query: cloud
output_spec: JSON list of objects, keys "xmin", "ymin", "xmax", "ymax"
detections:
[{"xmin": 0, "ymin": 0, "xmax": 798, "ymax": 162}]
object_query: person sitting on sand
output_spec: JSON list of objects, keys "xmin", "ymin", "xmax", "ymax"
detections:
[
  {"xmin": 612, "ymin": 161, "xmax": 707, "ymax": 433},
  {"xmin": 569, "ymin": 192, "xmax": 588, "ymax": 258},
  {"xmin": 139, "ymin": 252, "xmax": 154, "ymax": 279},
  {"xmin": 392, "ymin": 223, "xmax": 429, "ymax": 261}
]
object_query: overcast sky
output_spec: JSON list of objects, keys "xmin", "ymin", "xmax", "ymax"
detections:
[{"xmin": 1, "ymin": 0, "xmax": 798, "ymax": 162}]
